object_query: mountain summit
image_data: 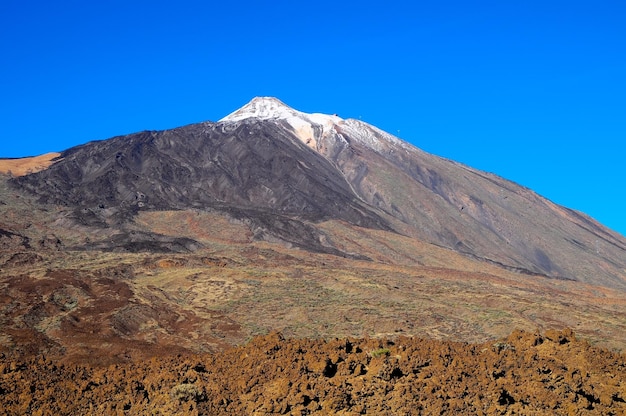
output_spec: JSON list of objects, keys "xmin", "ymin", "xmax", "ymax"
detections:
[
  {"xmin": 10, "ymin": 98, "xmax": 626, "ymax": 290},
  {"xmin": 219, "ymin": 97, "xmax": 323, "ymax": 122},
  {"xmin": 220, "ymin": 97, "xmax": 406, "ymax": 154},
  {"xmin": 220, "ymin": 97, "xmax": 343, "ymax": 152}
]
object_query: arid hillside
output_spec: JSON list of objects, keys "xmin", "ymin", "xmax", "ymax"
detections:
[
  {"xmin": 1, "ymin": 172, "xmax": 626, "ymax": 361},
  {"xmin": 1, "ymin": 98, "xmax": 626, "ymax": 414},
  {"xmin": 0, "ymin": 153, "xmax": 61, "ymax": 177}
]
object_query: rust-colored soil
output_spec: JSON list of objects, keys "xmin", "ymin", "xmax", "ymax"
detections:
[
  {"xmin": 0, "ymin": 153, "xmax": 61, "ymax": 176},
  {"xmin": 1, "ymin": 329, "xmax": 624, "ymax": 415}
]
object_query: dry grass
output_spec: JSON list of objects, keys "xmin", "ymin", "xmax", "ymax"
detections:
[{"xmin": 0, "ymin": 152, "xmax": 61, "ymax": 176}]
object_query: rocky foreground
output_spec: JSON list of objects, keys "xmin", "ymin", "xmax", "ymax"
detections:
[{"xmin": 1, "ymin": 329, "xmax": 624, "ymax": 415}]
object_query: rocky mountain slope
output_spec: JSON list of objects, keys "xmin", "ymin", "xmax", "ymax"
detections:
[
  {"xmin": 1, "ymin": 97, "xmax": 625, "ymax": 414},
  {"xmin": 10, "ymin": 97, "xmax": 626, "ymax": 289}
]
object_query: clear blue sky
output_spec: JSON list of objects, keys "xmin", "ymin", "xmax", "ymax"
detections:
[{"xmin": 1, "ymin": 1, "xmax": 625, "ymax": 236}]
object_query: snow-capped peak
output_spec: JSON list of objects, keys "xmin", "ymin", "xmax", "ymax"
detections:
[
  {"xmin": 218, "ymin": 97, "xmax": 411, "ymax": 156},
  {"xmin": 220, "ymin": 97, "xmax": 343, "ymax": 150},
  {"xmin": 219, "ymin": 97, "xmax": 299, "ymax": 122}
]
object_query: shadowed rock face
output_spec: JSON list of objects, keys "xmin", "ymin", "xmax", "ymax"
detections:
[{"xmin": 10, "ymin": 98, "xmax": 626, "ymax": 289}]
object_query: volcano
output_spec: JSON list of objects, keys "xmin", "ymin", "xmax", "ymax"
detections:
[
  {"xmin": 0, "ymin": 97, "xmax": 625, "ymax": 363},
  {"xmin": 2, "ymin": 97, "xmax": 626, "ymax": 414},
  {"xmin": 10, "ymin": 97, "xmax": 625, "ymax": 288}
]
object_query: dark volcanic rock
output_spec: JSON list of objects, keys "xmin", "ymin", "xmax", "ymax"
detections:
[
  {"xmin": 79, "ymin": 231, "xmax": 203, "ymax": 253},
  {"xmin": 0, "ymin": 228, "xmax": 30, "ymax": 251},
  {"xmin": 14, "ymin": 122, "xmax": 387, "ymax": 226},
  {"xmin": 12, "ymin": 120, "xmax": 391, "ymax": 254}
]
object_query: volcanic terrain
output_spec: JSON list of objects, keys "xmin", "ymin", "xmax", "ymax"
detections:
[{"xmin": 0, "ymin": 97, "xmax": 625, "ymax": 414}]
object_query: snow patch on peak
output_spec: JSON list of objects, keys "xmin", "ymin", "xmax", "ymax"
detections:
[
  {"xmin": 218, "ymin": 97, "xmax": 414, "ymax": 156},
  {"xmin": 219, "ymin": 97, "xmax": 343, "ymax": 150},
  {"xmin": 339, "ymin": 119, "xmax": 413, "ymax": 154},
  {"xmin": 219, "ymin": 97, "xmax": 342, "ymax": 125},
  {"xmin": 219, "ymin": 97, "xmax": 296, "ymax": 122}
]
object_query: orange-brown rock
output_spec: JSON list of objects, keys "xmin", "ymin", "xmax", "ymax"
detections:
[{"xmin": 1, "ymin": 329, "xmax": 624, "ymax": 415}]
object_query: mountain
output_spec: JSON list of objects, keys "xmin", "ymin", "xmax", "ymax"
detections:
[
  {"xmin": 2, "ymin": 97, "xmax": 626, "ymax": 414},
  {"xmin": 1, "ymin": 97, "xmax": 626, "ymax": 363},
  {"xmin": 11, "ymin": 97, "xmax": 626, "ymax": 289}
]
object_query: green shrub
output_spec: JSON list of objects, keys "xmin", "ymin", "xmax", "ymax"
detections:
[{"xmin": 370, "ymin": 348, "xmax": 391, "ymax": 358}]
